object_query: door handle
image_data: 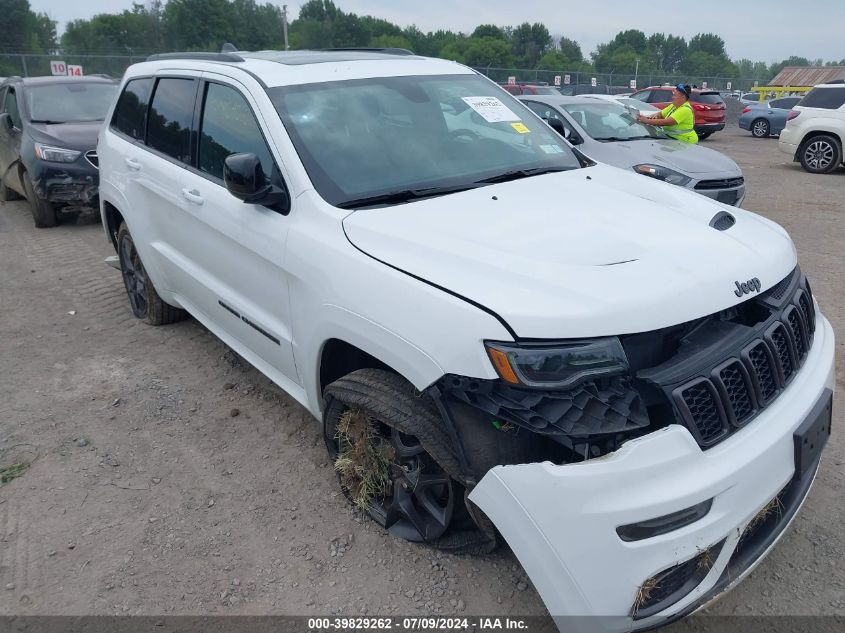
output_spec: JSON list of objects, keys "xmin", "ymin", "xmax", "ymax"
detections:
[
  {"xmin": 124, "ymin": 157, "xmax": 141, "ymax": 171},
  {"xmin": 182, "ymin": 188, "xmax": 205, "ymax": 205}
]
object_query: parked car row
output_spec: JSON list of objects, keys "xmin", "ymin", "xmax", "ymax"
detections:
[{"xmin": 0, "ymin": 50, "xmax": 836, "ymax": 632}]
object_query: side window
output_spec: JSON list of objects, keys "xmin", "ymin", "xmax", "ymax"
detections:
[
  {"xmin": 146, "ymin": 77, "xmax": 197, "ymax": 163},
  {"xmin": 650, "ymin": 90, "xmax": 672, "ymax": 103},
  {"xmin": 4, "ymin": 88, "xmax": 21, "ymax": 128},
  {"xmin": 631, "ymin": 91, "xmax": 651, "ymax": 102},
  {"xmin": 111, "ymin": 77, "xmax": 154, "ymax": 140},
  {"xmin": 799, "ymin": 87, "xmax": 845, "ymax": 110},
  {"xmin": 198, "ymin": 82, "xmax": 275, "ymax": 182}
]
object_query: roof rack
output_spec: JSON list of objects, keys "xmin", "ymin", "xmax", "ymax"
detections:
[
  {"xmin": 146, "ymin": 52, "xmax": 244, "ymax": 62},
  {"xmin": 316, "ymin": 47, "xmax": 415, "ymax": 56}
]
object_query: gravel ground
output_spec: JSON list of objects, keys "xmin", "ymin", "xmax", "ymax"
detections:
[{"xmin": 0, "ymin": 126, "xmax": 842, "ymax": 627}]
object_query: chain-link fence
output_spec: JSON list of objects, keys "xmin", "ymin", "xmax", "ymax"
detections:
[
  {"xmin": 472, "ymin": 66, "xmax": 761, "ymax": 93},
  {"xmin": 0, "ymin": 54, "xmax": 143, "ymax": 79},
  {"xmin": 0, "ymin": 54, "xmax": 764, "ymax": 94}
]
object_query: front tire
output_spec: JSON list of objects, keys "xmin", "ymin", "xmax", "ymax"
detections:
[
  {"xmin": 697, "ymin": 132, "xmax": 711, "ymax": 140},
  {"xmin": 323, "ymin": 369, "xmax": 495, "ymax": 554},
  {"xmin": 798, "ymin": 135, "xmax": 841, "ymax": 174},
  {"xmin": 751, "ymin": 118, "xmax": 770, "ymax": 138},
  {"xmin": 22, "ymin": 173, "xmax": 57, "ymax": 228},
  {"xmin": 117, "ymin": 222, "xmax": 186, "ymax": 325}
]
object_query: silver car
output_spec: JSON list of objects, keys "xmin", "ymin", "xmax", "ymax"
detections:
[{"xmin": 519, "ymin": 95, "xmax": 746, "ymax": 207}]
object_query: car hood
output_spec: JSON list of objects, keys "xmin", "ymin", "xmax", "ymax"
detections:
[
  {"xmin": 27, "ymin": 120, "xmax": 103, "ymax": 151},
  {"xmin": 580, "ymin": 137, "xmax": 741, "ymax": 176},
  {"xmin": 342, "ymin": 164, "xmax": 795, "ymax": 339}
]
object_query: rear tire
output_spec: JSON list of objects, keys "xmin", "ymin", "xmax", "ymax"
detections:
[
  {"xmin": 22, "ymin": 173, "xmax": 57, "ymax": 228},
  {"xmin": 798, "ymin": 135, "xmax": 841, "ymax": 174},
  {"xmin": 697, "ymin": 132, "xmax": 711, "ymax": 140},
  {"xmin": 116, "ymin": 222, "xmax": 187, "ymax": 325},
  {"xmin": 323, "ymin": 369, "xmax": 496, "ymax": 554},
  {"xmin": 751, "ymin": 118, "xmax": 770, "ymax": 138}
]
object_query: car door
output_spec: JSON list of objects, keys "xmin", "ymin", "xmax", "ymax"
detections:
[
  {"xmin": 648, "ymin": 89, "xmax": 673, "ymax": 108},
  {"xmin": 768, "ymin": 97, "xmax": 801, "ymax": 134},
  {"xmin": 176, "ymin": 74, "xmax": 298, "ymax": 383},
  {"xmin": 119, "ymin": 73, "xmax": 200, "ymax": 297},
  {"xmin": 0, "ymin": 86, "xmax": 24, "ymax": 194}
]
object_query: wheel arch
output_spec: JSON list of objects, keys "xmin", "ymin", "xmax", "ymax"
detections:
[
  {"xmin": 797, "ymin": 128, "xmax": 843, "ymax": 160},
  {"xmin": 102, "ymin": 200, "xmax": 125, "ymax": 252}
]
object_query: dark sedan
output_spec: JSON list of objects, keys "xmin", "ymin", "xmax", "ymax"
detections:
[
  {"xmin": 738, "ymin": 96, "xmax": 802, "ymax": 138},
  {"xmin": 0, "ymin": 75, "xmax": 118, "ymax": 227}
]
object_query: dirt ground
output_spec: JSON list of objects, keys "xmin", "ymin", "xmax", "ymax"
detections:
[{"xmin": 1, "ymin": 127, "xmax": 843, "ymax": 626}]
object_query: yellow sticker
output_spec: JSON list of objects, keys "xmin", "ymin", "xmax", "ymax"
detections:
[{"xmin": 510, "ymin": 122, "xmax": 530, "ymax": 134}]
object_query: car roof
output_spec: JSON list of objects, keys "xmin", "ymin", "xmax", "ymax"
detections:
[
  {"xmin": 517, "ymin": 94, "xmax": 624, "ymax": 106},
  {"xmin": 134, "ymin": 49, "xmax": 473, "ymax": 88},
  {"xmin": 5, "ymin": 75, "xmax": 117, "ymax": 86}
]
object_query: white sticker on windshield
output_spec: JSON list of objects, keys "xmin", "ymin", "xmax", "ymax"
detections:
[
  {"xmin": 461, "ymin": 96, "xmax": 521, "ymax": 123},
  {"xmin": 540, "ymin": 144, "xmax": 565, "ymax": 154}
]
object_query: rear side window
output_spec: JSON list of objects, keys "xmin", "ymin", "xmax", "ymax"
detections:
[
  {"xmin": 770, "ymin": 97, "xmax": 800, "ymax": 110},
  {"xmin": 693, "ymin": 92, "xmax": 724, "ymax": 104},
  {"xmin": 111, "ymin": 78, "xmax": 153, "ymax": 140},
  {"xmin": 650, "ymin": 90, "xmax": 673, "ymax": 102},
  {"xmin": 146, "ymin": 78, "xmax": 197, "ymax": 163},
  {"xmin": 631, "ymin": 91, "xmax": 651, "ymax": 102},
  {"xmin": 198, "ymin": 82, "xmax": 274, "ymax": 182},
  {"xmin": 742, "ymin": 93, "xmax": 760, "ymax": 102},
  {"xmin": 799, "ymin": 87, "xmax": 845, "ymax": 109}
]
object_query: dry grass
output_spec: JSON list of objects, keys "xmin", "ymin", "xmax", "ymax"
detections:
[
  {"xmin": 632, "ymin": 576, "xmax": 660, "ymax": 614},
  {"xmin": 697, "ymin": 546, "xmax": 715, "ymax": 572},
  {"xmin": 743, "ymin": 495, "xmax": 785, "ymax": 537},
  {"xmin": 334, "ymin": 409, "xmax": 394, "ymax": 511}
]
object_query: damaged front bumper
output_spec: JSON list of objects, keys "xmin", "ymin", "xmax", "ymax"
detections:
[
  {"xmin": 31, "ymin": 156, "xmax": 99, "ymax": 208},
  {"xmin": 469, "ymin": 313, "xmax": 834, "ymax": 632}
]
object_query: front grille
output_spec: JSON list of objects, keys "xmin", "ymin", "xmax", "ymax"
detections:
[
  {"xmin": 695, "ymin": 176, "xmax": 744, "ymax": 190},
  {"xmin": 85, "ymin": 150, "xmax": 99, "ymax": 169},
  {"xmin": 672, "ymin": 275, "xmax": 815, "ymax": 448}
]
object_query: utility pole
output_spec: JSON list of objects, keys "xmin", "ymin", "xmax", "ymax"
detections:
[
  {"xmin": 634, "ymin": 58, "xmax": 639, "ymax": 86},
  {"xmin": 282, "ymin": 4, "xmax": 289, "ymax": 51}
]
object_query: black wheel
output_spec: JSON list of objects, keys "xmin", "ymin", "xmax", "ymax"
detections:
[
  {"xmin": 697, "ymin": 132, "xmax": 711, "ymax": 140},
  {"xmin": 0, "ymin": 177, "xmax": 22, "ymax": 202},
  {"xmin": 22, "ymin": 173, "xmax": 57, "ymax": 228},
  {"xmin": 116, "ymin": 222, "xmax": 186, "ymax": 325},
  {"xmin": 799, "ymin": 135, "xmax": 841, "ymax": 174},
  {"xmin": 323, "ymin": 369, "xmax": 496, "ymax": 553},
  {"xmin": 751, "ymin": 118, "xmax": 770, "ymax": 138}
]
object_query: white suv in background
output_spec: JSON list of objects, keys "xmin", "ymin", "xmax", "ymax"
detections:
[
  {"xmin": 779, "ymin": 81, "xmax": 845, "ymax": 173},
  {"xmin": 98, "ymin": 49, "xmax": 835, "ymax": 632}
]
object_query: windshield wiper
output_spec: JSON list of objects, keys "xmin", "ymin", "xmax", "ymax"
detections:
[
  {"xmin": 595, "ymin": 135, "xmax": 658, "ymax": 141},
  {"xmin": 474, "ymin": 166, "xmax": 572, "ymax": 185},
  {"xmin": 336, "ymin": 183, "xmax": 482, "ymax": 209}
]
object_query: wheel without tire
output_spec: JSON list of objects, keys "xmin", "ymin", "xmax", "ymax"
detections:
[
  {"xmin": 751, "ymin": 118, "xmax": 770, "ymax": 138},
  {"xmin": 22, "ymin": 173, "xmax": 57, "ymax": 228},
  {"xmin": 323, "ymin": 369, "xmax": 496, "ymax": 554},
  {"xmin": 799, "ymin": 135, "xmax": 841, "ymax": 174},
  {"xmin": 117, "ymin": 222, "xmax": 186, "ymax": 325}
]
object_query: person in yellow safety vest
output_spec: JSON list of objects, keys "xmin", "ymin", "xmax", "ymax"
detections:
[{"xmin": 637, "ymin": 84, "xmax": 699, "ymax": 144}]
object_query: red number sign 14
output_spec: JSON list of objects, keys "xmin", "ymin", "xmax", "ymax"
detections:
[{"xmin": 68, "ymin": 65, "xmax": 84, "ymax": 77}]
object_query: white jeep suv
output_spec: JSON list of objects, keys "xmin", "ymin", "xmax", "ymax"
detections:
[
  {"xmin": 779, "ymin": 81, "xmax": 845, "ymax": 173},
  {"xmin": 98, "ymin": 49, "xmax": 835, "ymax": 631}
]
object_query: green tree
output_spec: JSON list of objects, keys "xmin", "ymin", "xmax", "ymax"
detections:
[
  {"xmin": 472, "ymin": 24, "xmax": 506, "ymax": 41},
  {"xmin": 369, "ymin": 34, "xmax": 412, "ymax": 50},
  {"xmin": 511, "ymin": 22, "xmax": 552, "ymax": 67},
  {"xmin": 558, "ymin": 36, "xmax": 582, "ymax": 63},
  {"xmin": 0, "ymin": 0, "xmax": 57, "ymax": 52},
  {"xmin": 464, "ymin": 37, "xmax": 512, "ymax": 68},
  {"xmin": 646, "ymin": 33, "xmax": 686, "ymax": 73},
  {"xmin": 688, "ymin": 33, "xmax": 728, "ymax": 57},
  {"xmin": 536, "ymin": 50, "xmax": 570, "ymax": 70}
]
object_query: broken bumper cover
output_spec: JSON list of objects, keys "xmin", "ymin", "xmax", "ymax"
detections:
[
  {"xmin": 32, "ymin": 161, "xmax": 99, "ymax": 207},
  {"xmin": 469, "ymin": 313, "xmax": 834, "ymax": 632}
]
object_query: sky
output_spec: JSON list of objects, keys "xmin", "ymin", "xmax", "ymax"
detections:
[{"xmin": 30, "ymin": 0, "xmax": 845, "ymax": 63}]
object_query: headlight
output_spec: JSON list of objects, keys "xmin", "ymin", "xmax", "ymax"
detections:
[
  {"xmin": 34, "ymin": 143, "xmax": 81, "ymax": 163},
  {"xmin": 485, "ymin": 338, "xmax": 629, "ymax": 389},
  {"xmin": 633, "ymin": 163, "xmax": 691, "ymax": 186}
]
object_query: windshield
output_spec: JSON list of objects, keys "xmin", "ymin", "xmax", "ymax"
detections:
[
  {"xmin": 561, "ymin": 102, "xmax": 667, "ymax": 141},
  {"xmin": 269, "ymin": 74, "xmax": 581, "ymax": 207},
  {"xmin": 26, "ymin": 82, "xmax": 118, "ymax": 123}
]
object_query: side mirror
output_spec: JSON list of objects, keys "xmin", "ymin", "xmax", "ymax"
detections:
[
  {"xmin": 223, "ymin": 153, "xmax": 289, "ymax": 213},
  {"xmin": 0, "ymin": 113, "xmax": 13, "ymax": 131}
]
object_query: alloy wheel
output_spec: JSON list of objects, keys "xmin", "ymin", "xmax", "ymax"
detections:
[
  {"xmin": 119, "ymin": 235, "xmax": 148, "ymax": 318},
  {"xmin": 804, "ymin": 140, "xmax": 834, "ymax": 170}
]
